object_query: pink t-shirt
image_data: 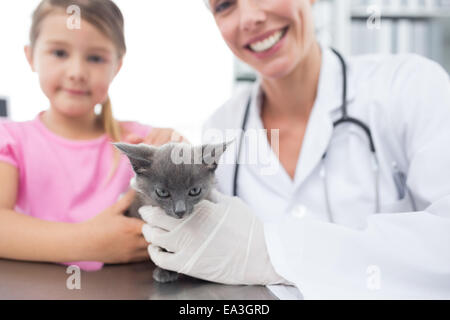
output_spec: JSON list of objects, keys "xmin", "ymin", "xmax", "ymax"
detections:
[{"xmin": 0, "ymin": 112, "xmax": 152, "ymax": 271}]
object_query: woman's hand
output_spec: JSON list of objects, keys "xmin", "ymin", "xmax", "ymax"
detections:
[
  {"xmin": 79, "ymin": 189, "xmax": 149, "ymax": 264},
  {"xmin": 124, "ymin": 128, "xmax": 189, "ymax": 146},
  {"xmin": 139, "ymin": 190, "xmax": 290, "ymax": 285}
]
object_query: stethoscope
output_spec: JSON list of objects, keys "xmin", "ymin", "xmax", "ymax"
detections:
[{"xmin": 232, "ymin": 48, "xmax": 417, "ymax": 222}]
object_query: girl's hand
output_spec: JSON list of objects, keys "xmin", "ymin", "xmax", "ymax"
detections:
[
  {"xmin": 80, "ymin": 189, "xmax": 149, "ymax": 264},
  {"xmin": 124, "ymin": 128, "xmax": 190, "ymax": 146}
]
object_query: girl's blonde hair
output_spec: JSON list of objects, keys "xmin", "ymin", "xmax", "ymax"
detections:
[{"xmin": 30, "ymin": 0, "xmax": 128, "ymax": 181}]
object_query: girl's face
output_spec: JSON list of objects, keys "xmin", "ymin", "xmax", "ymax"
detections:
[
  {"xmin": 210, "ymin": 0, "xmax": 317, "ymax": 79},
  {"xmin": 25, "ymin": 12, "xmax": 123, "ymax": 118}
]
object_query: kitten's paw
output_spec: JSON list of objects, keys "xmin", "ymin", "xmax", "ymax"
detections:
[{"xmin": 153, "ymin": 267, "xmax": 179, "ymax": 283}]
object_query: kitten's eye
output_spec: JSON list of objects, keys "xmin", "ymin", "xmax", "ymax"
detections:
[
  {"xmin": 155, "ymin": 188, "xmax": 170, "ymax": 198},
  {"xmin": 188, "ymin": 187, "xmax": 202, "ymax": 197}
]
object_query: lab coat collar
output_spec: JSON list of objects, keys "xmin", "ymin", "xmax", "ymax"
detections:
[
  {"xmin": 295, "ymin": 43, "xmax": 358, "ymax": 187},
  {"xmin": 247, "ymin": 42, "xmax": 357, "ymax": 190}
]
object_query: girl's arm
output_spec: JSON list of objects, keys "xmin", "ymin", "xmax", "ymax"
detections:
[
  {"xmin": 0, "ymin": 162, "xmax": 148, "ymax": 264},
  {"xmin": 0, "ymin": 162, "xmax": 87, "ymax": 262}
]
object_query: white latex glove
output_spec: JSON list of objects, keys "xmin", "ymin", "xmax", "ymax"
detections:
[{"xmin": 139, "ymin": 190, "xmax": 289, "ymax": 286}]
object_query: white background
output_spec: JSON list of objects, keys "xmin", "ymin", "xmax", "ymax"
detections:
[{"xmin": 0, "ymin": 0, "xmax": 234, "ymax": 143}]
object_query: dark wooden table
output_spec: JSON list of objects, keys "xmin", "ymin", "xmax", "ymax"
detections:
[{"xmin": 0, "ymin": 259, "xmax": 278, "ymax": 300}]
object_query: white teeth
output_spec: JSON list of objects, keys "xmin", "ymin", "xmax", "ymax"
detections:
[{"xmin": 249, "ymin": 30, "xmax": 284, "ymax": 53}]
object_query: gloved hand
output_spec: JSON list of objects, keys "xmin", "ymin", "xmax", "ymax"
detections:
[{"xmin": 139, "ymin": 190, "xmax": 289, "ymax": 285}]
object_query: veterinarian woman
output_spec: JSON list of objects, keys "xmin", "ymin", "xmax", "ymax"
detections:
[{"xmin": 140, "ymin": 0, "xmax": 450, "ymax": 299}]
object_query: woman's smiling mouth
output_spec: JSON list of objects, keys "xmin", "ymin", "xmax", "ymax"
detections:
[{"xmin": 246, "ymin": 26, "xmax": 289, "ymax": 53}]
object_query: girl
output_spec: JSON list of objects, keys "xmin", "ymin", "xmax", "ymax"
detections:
[{"xmin": 0, "ymin": 0, "xmax": 181, "ymax": 271}]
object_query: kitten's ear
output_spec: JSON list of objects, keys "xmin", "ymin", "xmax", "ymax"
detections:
[
  {"xmin": 113, "ymin": 143, "xmax": 156, "ymax": 174},
  {"xmin": 202, "ymin": 141, "xmax": 233, "ymax": 172}
]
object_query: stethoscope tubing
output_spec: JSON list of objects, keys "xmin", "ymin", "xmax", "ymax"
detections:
[
  {"xmin": 233, "ymin": 48, "xmax": 376, "ymax": 195},
  {"xmin": 232, "ymin": 48, "xmax": 417, "ymax": 218}
]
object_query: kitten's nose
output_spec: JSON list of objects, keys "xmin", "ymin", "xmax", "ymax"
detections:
[{"xmin": 174, "ymin": 200, "xmax": 186, "ymax": 218}]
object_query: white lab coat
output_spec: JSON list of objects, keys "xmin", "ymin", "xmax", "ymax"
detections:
[{"xmin": 202, "ymin": 43, "xmax": 450, "ymax": 299}]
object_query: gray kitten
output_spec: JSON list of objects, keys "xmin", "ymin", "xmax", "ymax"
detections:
[{"xmin": 113, "ymin": 142, "xmax": 229, "ymax": 283}]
